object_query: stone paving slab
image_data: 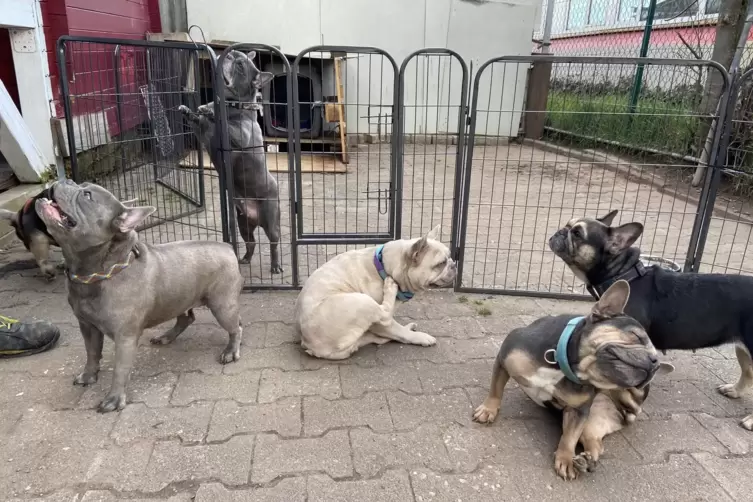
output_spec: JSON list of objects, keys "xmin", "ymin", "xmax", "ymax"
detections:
[{"xmin": 0, "ymin": 251, "xmax": 752, "ymax": 500}]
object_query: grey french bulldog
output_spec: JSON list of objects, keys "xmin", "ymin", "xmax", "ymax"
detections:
[
  {"xmin": 35, "ymin": 179, "xmax": 245, "ymax": 413},
  {"xmin": 180, "ymin": 49, "xmax": 283, "ymax": 274}
]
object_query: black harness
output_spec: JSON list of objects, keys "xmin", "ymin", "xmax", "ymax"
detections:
[{"xmin": 586, "ymin": 261, "xmax": 647, "ymax": 300}]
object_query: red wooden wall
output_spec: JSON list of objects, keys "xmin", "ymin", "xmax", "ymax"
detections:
[
  {"xmin": 0, "ymin": 29, "xmax": 21, "ymax": 112},
  {"xmin": 43, "ymin": 0, "xmax": 161, "ymax": 133}
]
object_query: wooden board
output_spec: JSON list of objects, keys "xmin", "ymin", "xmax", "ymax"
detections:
[
  {"xmin": 334, "ymin": 58, "xmax": 349, "ymax": 164},
  {"xmin": 179, "ymin": 150, "xmax": 347, "ymax": 174}
]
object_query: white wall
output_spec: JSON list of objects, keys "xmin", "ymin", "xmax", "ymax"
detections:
[
  {"xmin": 187, "ymin": 0, "xmax": 540, "ymax": 137},
  {"xmin": 1, "ymin": 0, "xmax": 57, "ymax": 180}
]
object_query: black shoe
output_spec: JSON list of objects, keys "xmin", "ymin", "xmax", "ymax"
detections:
[{"xmin": 0, "ymin": 315, "xmax": 61, "ymax": 358}]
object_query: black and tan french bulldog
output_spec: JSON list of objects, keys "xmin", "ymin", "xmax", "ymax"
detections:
[
  {"xmin": 1, "ymin": 188, "xmax": 139, "ymax": 280},
  {"xmin": 549, "ymin": 210, "xmax": 753, "ymax": 431},
  {"xmin": 473, "ymin": 280, "xmax": 673, "ymax": 480},
  {"xmin": 0, "ymin": 188, "xmax": 60, "ymax": 279}
]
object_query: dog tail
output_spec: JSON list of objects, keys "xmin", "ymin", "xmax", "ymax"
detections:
[{"xmin": 0, "ymin": 209, "xmax": 17, "ymax": 225}]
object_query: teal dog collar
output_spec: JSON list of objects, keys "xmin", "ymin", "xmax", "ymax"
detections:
[
  {"xmin": 374, "ymin": 245, "xmax": 414, "ymax": 301},
  {"xmin": 555, "ymin": 316, "xmax": 585, "ymax": 384}
]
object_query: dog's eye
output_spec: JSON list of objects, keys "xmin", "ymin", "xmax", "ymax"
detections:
[
  {"xmin": 571, "ymin": 227, "xmax": 582, "ymax": 238},
  {"xmin": 84, "ymin": 190, "xmax": 92, "ymax": 200},
  {"xmin": 435, "ymin": 259, "xmax": 447, "ymax": 268}
]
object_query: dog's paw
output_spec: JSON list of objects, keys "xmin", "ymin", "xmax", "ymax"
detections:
[
  {"xmin": 572, "ymin": 452, "xmax": 597, "ymax": 474},
  {"xmin": 717, "ymin": 383, "xmax": 744, "ymax": 399},
  {"xmin": 220, "ymin": 347, "xmax": 241, "ymax": 364},
  {"xmin": 472, "ymin": 402, "xmax": 499, "ymax": 424},
  {"xmin": 740, "ymin": 413, "xmax": 753, "ymax": 431},
  {"xmin": 238, "ymin": 256, "xmax": 251, "ymax": 265},
  {"xmin": 414, "ymin": 332, "xmax": 436, "ymax": 347},
  {"xmin": 554, "ymin": 451, "xmax": 581, "ymax": 481},
  {"xmin": 98, "ymin": 393, "xmax": 126, "ymax": 413},
  {"xmin": 150, "ymin": 334, "xmax": 173, "ymax": 345},
  {"xmin": 73, "ymin": 372, "xmax": 98, "ymax": 386},
  {"xmin": 271, "ymin": 264, "xmax": 283, "ymax": 274},
  {"xmin": 383, "ymin": 276, "xmax": 399, "ymax": 297},
  {"xmin": 178, "ymin": 105, "xmax": 190, "ymax": 114}
]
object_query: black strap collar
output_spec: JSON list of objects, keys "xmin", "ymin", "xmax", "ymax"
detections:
[
  {"xmin": 587, "ymin": 261, "xmax": 647, "ymax": 300},
  {"xmin": 226, "ymin": 101, "xmax": 260, "ymax": 111}
]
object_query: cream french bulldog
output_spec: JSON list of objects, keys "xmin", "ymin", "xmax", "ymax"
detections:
[{"xmin": 295, "ymin": 226, "xmax": 457, "ymax": 360}]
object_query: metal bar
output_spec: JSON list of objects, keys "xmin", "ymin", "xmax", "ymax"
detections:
[
  {"xmin": 540, "ymin": 0, "xmax": 556, "ymax": 54},
  {"xmin": 56, "ymin": 39, "xmax": 78, "ymax": 180},
  {"xmin": 286, "ymin": 51, "xmax": 300, "ymax": 288},
  {"xmin": 628, "ymin": 0, "xmax": 657, "ymax": 114},
  {"xmin": 215, "ymin": 47, "xmax": 237, "ymax": 251},
  {"xmin": 455, "ymin": 58, "xmax": 485, "ymax": 292},
  {"xmin": 482, "ymin": 55, "xmax": 728, "ymax": 72},
  {"xmin": 192, "ymin": 50, "xmax": 206, "ymax": 209},
  {"xmin": 688, "ymin": 69, "xmax": 745, "ymax": 272},
  {"xmin": 295, "ymin": 237, "xmax": 393, "ymax": 245},
  {"xmin": 297, "ymin": 232, "xmax": 392, "ymax": 241},
  {"xmin": 112, "ymin": 45, "xmax": 129, "ymax": 198},
  {"xmin": 242, "ymin": 284, "xmax": 299, "ymax": 292},
  {"xmin": 57, "ymin": 35, "xmax": 210, "ymax": 51}
]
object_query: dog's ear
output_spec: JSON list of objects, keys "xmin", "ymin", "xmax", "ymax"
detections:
[
  {"xmin": 121, "ymin": 198, "xmax": 139, "ymax": 206},
  {"xmin": 426, "ymin": 224, "xmax": 441, "ymax": 241},
  {"xmin": 257, "ymin": 71, "xmax": 273, "ymax": 88},
  {"xmin": 655, "ymin": 362, "xmax": 674, "ymax": 376},
  {"xmin": 221, "ymin": 57, "xmax": 233, "ymax": 85},
  {"xmin": 598, "ymin": 209, "xmax": 619, "ymax": 226},
  {"xmin": 246, "ymin": 51, "xmax": 257, "ymax": 61},
  {"xmin": 592, "ymin": 279, "xmax": 630, "ymax": 317},
  {"xmin": 409, "ymin": 236, "xmax": 430, "ymax": 264},
  {"xmin": 113, "ymin": 206, "xmax": 156, "ymax": 233},
  {"xmin": 606, "ymin": 222, "xmax": 643, "ymax": 254}
]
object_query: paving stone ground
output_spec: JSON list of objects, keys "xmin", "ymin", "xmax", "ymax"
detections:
[{"xmin": 1, "ymin": 243, "xmax": 752, "ymax": 501}]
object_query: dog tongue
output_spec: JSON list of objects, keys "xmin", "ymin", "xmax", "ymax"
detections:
[{"xmin": 41, "ymin": 201, "xmax": 62, "ymax": 222}]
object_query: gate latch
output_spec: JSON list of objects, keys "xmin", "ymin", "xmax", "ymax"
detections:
[{"xmin": 364, "ymin": 181, "xmax": 392, "ymax": 214}]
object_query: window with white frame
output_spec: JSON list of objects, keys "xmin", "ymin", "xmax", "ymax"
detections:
[
  {"xmin": 705, "ymin": 0, "xmax": 721, "ymax": 14},
  {"xmin": 619, "ymin": 0, "xmax": 641, "ymax": 21},
  {"xmin": 567, "ymin": 0, "xmax": 608, "ymax": 29},
  {"xmin": 640, "ymin": 0, "xmax": 699, "ymax": 20}
]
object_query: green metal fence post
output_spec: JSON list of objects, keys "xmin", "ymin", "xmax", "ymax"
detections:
[{"xmin": 628, "ymin": 0, "xmax": 658, "ymax": 113}]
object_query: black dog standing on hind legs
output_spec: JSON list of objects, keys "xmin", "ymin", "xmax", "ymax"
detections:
[
  {"xmin": 549, "ymin": 209, "xmax": 753, "ymax": 430},
  {"xmin": 180, "ymin": 50, "xmax": 283, "ymax": 274}
]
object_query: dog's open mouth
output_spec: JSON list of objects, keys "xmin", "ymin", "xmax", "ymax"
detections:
[{"xmin": 39, "ymin": 198, "xmax": 77, "ymax": 229}]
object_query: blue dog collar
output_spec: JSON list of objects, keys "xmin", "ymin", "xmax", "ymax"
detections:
[
  {"xmin": 374, "ymin": 245, "xmax": 414, "ymax": 301},
  {"xmin": 556, "ymin": 316, "xmax": 585, "ymax": 384}
]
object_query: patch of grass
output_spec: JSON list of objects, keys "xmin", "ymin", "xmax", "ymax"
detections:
[
  {"xmin": 472, "ymin": 299, "xmax": 484, "ymax": 306},
  {"xmin": 546, "ymin": 90, "xmax": 699, "ymax": 159},
  {"xmin": 476, "ymin": 306, "xmax": 492, "ymax": 317},
  {"xmin": 457, "ymin": 296, "xmax": 468, "ymax": 304}
]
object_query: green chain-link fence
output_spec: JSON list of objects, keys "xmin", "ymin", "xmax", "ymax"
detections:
[{"xmin": 533, "ymin": 0, "xmax": 749, "ymax": 64}]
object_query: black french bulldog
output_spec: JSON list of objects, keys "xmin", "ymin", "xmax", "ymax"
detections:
[
  {"xmin": 0, "ymin": 188, "xmax": 60, "ymax": 279},
  {"xmin": 549, "ymin": 209, "xmax": 753, "ymax": 431}
]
